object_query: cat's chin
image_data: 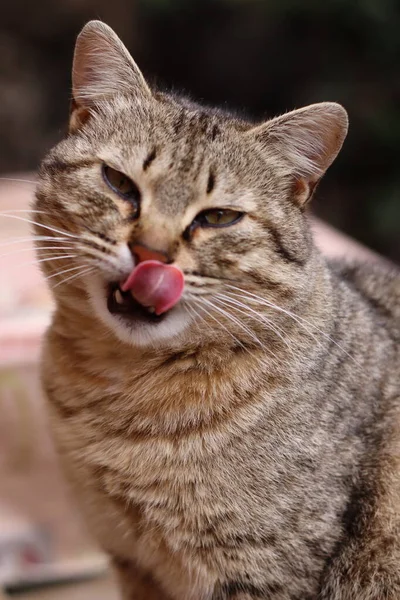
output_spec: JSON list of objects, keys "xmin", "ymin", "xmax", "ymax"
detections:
[{"xmin": 86, "ymin": 278, "xmax": 192, "ymax": 348}]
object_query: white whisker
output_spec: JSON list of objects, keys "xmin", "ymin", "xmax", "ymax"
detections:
[
  {"xmin": 0, "ymin": 245, "xmax": 77, "ymax": 259},
  {"xmin": 0, "ymin": 214, "xmax": 79, "ymax": 239},
  {"xmin": 212, "ymin": 296, "xmax": 286, "ymax": 364},
  {"xmin": 0, "ymin": 178, "xmax": 37, "ymax": 185},
  {"xmin": 200, "ymin": 296, "xmax": 262, "ymax": 348},
  {"xmin": 0, "ymin": 209, "xmax": 46, "ymax": 214},
  {"xmin": 210, "ymin": 297, "xmax": 264, "ymax": 348},
  {"xmin": 181, "ymin": 302, "xmax": 201, "ymax": 333},
  {"xmin": 9, "ymin": 254, "xmax": 77, "ymax": 270},
  {"xmin": 79, "ymin": 245, "xmax": 118, "ymax": 266},
  {"xmin": 225, "ymin": 284, "xmax": 360, "ymax": 366},
  {"xmin": 0, "ymin": 236, "xmax": 70, "ymax": 248},
  {"xmin": 196, "ymin": 297, "xmax": 246, "ymax": 349},
  {"xmin": 53, "ymin": 265, "xmax": 96, "ymax": 289},
  {"xmin": 35, "ymin": 254, "xmax": 77, "ymax": 265},
  {"xmin": 45, "ymin": 263, "xmax": 90, "ymax": 281},
  {"xmin": 183, "ymin": 298, "xmax": 214, "ymax": 336},
  {"xmin": 226, "ymin": 287, "xmax": 328, "ymax": 350},
  {"xmin": 215, "ymin": 292, "xmax": 296, "ymax": 357}
]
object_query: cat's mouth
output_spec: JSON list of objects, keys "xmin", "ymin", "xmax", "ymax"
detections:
[
  {"xmin": 106, "ymin": 260, "xmax": 185, "ymax": 325},
  {"xmin": 107, "ymin": 283, "xmax": 165, "ymax": 323}
]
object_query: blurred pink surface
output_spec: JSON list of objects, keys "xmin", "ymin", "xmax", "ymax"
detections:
[
  {"xmin": 0, "ymin": 176, "xmax": 99, "ymax": 584},
  {"xmin": 0, "ymin": 176, "xmax": 52, "ymax": 366}
]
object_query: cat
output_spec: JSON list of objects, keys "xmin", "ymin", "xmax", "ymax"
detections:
[{"xmin": 33, "ymin": 20, "xmax": 400, "ymax": 600}]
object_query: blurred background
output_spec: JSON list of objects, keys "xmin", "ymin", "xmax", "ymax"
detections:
[
  {"xmin": 0, "ymin": 1, "xmax": 398, "ymax": 598},
  {"xmin": 1, "ymin": 0, "xmax": 399, "ymax": 260}
]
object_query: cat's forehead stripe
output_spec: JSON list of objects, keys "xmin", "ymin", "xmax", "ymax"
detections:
[
  {"xmin": 168, "ymin": 104, "xmax": 221, "ymax": 142},
  {"xmin": 211, "ymin": 124, "xmax": 220, "ymax": 141},
  {"xmin": 206, "ymin": 170, "xmax": 215, "ymax": 195},
  {"xmin": 143, "ymin": 148, "xmax": 157, "ymax": 171}
]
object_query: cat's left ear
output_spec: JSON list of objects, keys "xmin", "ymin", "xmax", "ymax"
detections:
[
  {"xmin": 70, "ymin": 20, "xmax": 151, "ymax": 132},
  {"xmin": 247, "ymin": 102, "xmax": 348, "ymax": 206}
]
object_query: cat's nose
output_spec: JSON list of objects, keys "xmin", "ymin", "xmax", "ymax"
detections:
[{"xmin": 131, "ymin": 243, "xmax": 169, "ymax": 264}]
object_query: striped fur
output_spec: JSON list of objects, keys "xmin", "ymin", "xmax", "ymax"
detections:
[{"xmin": 34, "ymin": 21, "xmax": 400, "ymax": 600}]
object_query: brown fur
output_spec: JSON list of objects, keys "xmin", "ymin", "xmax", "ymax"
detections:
[{"xmin": 34, "ymin": 21, "xmax": 400, "ymax": 599}]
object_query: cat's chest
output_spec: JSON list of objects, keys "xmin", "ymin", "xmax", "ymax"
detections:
[
  {"xmin": 46, "ymin": 342, "xmax": 340, "ymax": 598},
  {"xmin": 78, "ymin": 437, "xmax": 326, "ymax": 600},
  {"xmin": 64, "ymin": 429, "xmax": 226, "ymax": 598},
  {"xmin": 49, "ymin": 375, "xmax": 341, "ymax": 600},
  {"xmin": 76, "ymin": 433, "xmax": 321, "ymax": 600}
]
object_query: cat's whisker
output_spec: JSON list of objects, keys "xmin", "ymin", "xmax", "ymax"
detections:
[
  {"xmin": 219, "ymin": 298, "xmax": 302, "ymax": 366},
  {"xmin": 0, "ymin": 178, "xmax": 37, "ymax": 185},
  {"xmin": 0, "ymin": 214, "xmax": 80, "ymax": 239},
  {"xmin": 79, "ymin": 245, "xmax": 119, "ymax": 267},
  {"xmin": 182, "ymin": 298, "xmax": 214, "ymax": 336},
  {"xmin": 210, "ymin": 297, "xmax": 264, "ymax": 348},
  {"xmin": 77, "ymin": 250, "xmax": 126, "ymax": 277},
  {"xmin": 195, "ymin": 297, "xmax": 246, "ymax": 350},
  {"xmin": 215, "ymin": 292, "xmax": 296, "ymax": 356},
  {"xmin": 181, "ymin": 301, "xmax": 201, "ymax": 332},
  {"xmin": 211, "ymin": 296, "xmax": 284, "ymax": 365},
  {"xmin": 35, "ymin": 254, "xmax": 77, "ymax": 265},
  {"xmin": 0, "ymin": 231, "xmax": 122, "ymax": 275},
  {"xmin": 45, "ymin": 263, "xmax": 92, "ymax": 282},
  {"xmin": 200, "ymin": 297, "xmax": 263, "ymax": 348},
  {"xmin": 0, "ymin": 245, "xmax": 77, "ymax": 259},
  {"xmin": 9, "ymin": 254, "xmax": 78, "ymax": 270},
  {"xmin": 0, "ymin": 209, "xmax": 46, "ymax": 214},
  {"xmin": 225, "ymin": 286, "xmax": 325, "ymax": 334},
  {"xmin": 220, "ymin": 305, "xmax": 301, "ymax": 363},
  {"xmin": 225, "ymin": 285, "xmax": 360, "ymax": 367},
  {"xmin": 53, "ymin": 265, "xmax": 96, "ymax": 289},
  {"xmin": 191, "ymin": 304, "xmax": 216, "ymax": 336},
  {"xmin": 225, "ymin": 286, "xmax": 328, "ymax": 351},
  {"xmin": 0, "ymin": 236, "xmax": 71, "ymax": 248},
  {"xmin": 35, "ymin": 245, "xmax": 77, "ymax": 253}
]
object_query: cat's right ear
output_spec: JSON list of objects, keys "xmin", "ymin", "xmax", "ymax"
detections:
[{"xmin": 70, "ymin": 20, "xmax": 151, "ymax": 132}]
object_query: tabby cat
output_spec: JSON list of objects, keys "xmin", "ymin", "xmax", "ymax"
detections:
[{"xmin": 34, "ymin": 20, "xmax": 400, "ymax": 600}]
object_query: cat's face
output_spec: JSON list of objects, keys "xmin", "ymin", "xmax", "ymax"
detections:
[{"xmin": 34, "ymin": 21, "xmax": 348, "ymax": 349}]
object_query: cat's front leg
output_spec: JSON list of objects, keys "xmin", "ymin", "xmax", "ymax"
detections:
[
  {"xmin": 318, "ymin": 538, "xmax": 400, "ymax": 600},
  {"xmin": 111, "ymin": 555, "xmax": 172, "ymax": 600},
  {"xmin": 211, "ymin": 581, "xmax": 275, "ymax": 600},
  {"xmin": 212, "ymin": 594, "xmax": 254, "ymax": 600},
  {"xmin": 222, "ymin": 596, "xmax": 252, "ymax": 600}
]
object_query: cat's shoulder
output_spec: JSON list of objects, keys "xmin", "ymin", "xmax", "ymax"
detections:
[{"xmin": 328, "ymin": 258, "xmax": 400, "ymax": 325}]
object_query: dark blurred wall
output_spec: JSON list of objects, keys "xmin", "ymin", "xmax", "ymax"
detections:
[{"xmin": 1, "ymin": 0, "xmax": 399, "ymax": 260}]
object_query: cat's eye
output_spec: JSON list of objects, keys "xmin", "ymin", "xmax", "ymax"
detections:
[
  {"xmin": 102, "ymin": 165, "xmax": 140, "ymax": 213},
  {"xmin": 199, "ymin": 209, "xmax": 243, "ymax": 227}
]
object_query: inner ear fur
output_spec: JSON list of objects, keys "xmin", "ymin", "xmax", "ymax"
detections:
[
  {"xmin": 69, "ymin": 20, "xmax": 151, "ymax": 132},
  {"xmin": 248, "ymin": 102, "xmax": 348, "ymax": 207}
]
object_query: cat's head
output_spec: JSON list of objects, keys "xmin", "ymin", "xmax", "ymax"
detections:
[{"xmin": 34, "ymin": 20, "xmax": 348, "ymax": 349}]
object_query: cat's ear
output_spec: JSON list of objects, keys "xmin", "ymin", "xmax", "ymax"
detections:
[
  {"xmin": 247, "ymin": 102, "xmax": 348, "ymax": 206},
  {"xmin": 70, "ymin": 20, "xmax": 151, "ymax": 132}
]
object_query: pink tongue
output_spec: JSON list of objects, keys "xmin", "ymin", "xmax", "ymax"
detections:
[{"xmin": 121, "ymin": 260, "xmax": 185, "ymax": 316}]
